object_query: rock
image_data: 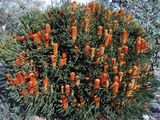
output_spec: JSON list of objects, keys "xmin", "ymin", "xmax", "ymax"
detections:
[
  {"xmin": 143, "ymin": 115, "xmax": 150, "ymax": 120},
  {"xmin": 26, "ymin": 116, "xmax": 46, "ymax": 120},
  {"xmin": 149, "ymin": 102, "xmax": 160, "ymax": 113}
]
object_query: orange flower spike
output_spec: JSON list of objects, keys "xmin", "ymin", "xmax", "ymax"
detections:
[
  {"xmin": 123, "ymin": 45, "xmax": 129, "ymax": 53},
  {"xmin": 84, "ymin": 18, "xmax": 90, "ymax": 32},
  {"xmin": 59, "ymin": 59, "xmax": 65, "ymax": 67},
  {"xmin": 111, "ymin": 76, "xmax": 120, "ymax": 97},
  {"xmin": 70, "ymin": 72, "xmax": 76, "ymax": 81},
  {"xmin": 104, "ymin": 33, "xmax": 110, "ymax": 46},
  {"xmin": 113, "ymin": 10, "xmax": 118, "ymax": 16},
  {"xmin": 104, "ymin": 29, "xmax": 108, "ymax": 36},
  {"xmin": 37, "ymin": 31, "xmax": 42, "ymax": 38},
  {"xmin": 99, "ymin": 46, "xmax": 105, "ymax": 56},
  {"xmin": 106, "ymin": 10, "xmax": 112, "ymax": 23},
  {"xmin": 50, "ymin": 55, "xmax": 57, "ymax": 68},
  {"xmin": 12, "ymin": 78, "xmax": 19, "ymax": 85},
  {"xmin": 99, "ymin": 73, "xmax": 108, "ymax": 85},
  {"xmin": 109, "ymin": 29, "xmax": 113, "ymax": 35},
  {"xmin": 27, "ymin": 80, "xmax": 34, "ymax": 94},
  {"xmin": 112, "ymin": 58, "xmax": 117, "ymax": 66},
  {"xmin": 53, "ymin": 43, "xmax": 58, "ymax": 55},
  {"xmin": 136, "ymin": 37, "xmax": 142, "ymax": 53},
  {"xmin": 119, "ymin": 8, "xmax": 125, "ymax": 16},
  {"xmin": 94, "ymin": 96, "xmax": 100, "ymax": 107},
  {"xmin": 122, "ymin": 29, "xmax": 128, "ymax": 44},
  {"xmin": 62, "ymin": 52, "xmax": 67, "ymax": 59},
  {"xmin": 17, "ymin": 71, "xmax": 25, "ymax": 84},
  {"xmin": 44, "ymin": 33, "xmax": 50, "ymax": 47},
  {"xmin": 91, "ymin": 48, "xmax": 95, "ymax": 59},
  {"xmin": 113, "ymin": 66, "xmax": 118, "ymax": 74},
  {"xmin": 90, "ymin": 1, "xmax": 97, "ymax": 12},
  {"xmin": 84, "ymin": 45, "xmax": 91, "ymax": 55},
  {"xmin": 141, "ymin": 38, "xmax": 147, "ymax": 53},
  {"xmin": 119, "ymin": 72, "xmax": 124, "ymax": 82},
  {"xmin": 120, "ymin": 53, "xmax": 125, "ymax": 61},
  {"xmin": 29, "ymin": 73, "xmax": 37, "ymax": 82},
  {"xmin": 98, "ymin": 25, "xmax": 103, "ymax": 36},
  {"xmin": 71, "ymin": 26, "xmax": 77, "ymax": 42},
  {"xmin": 127, "ymin": 12, "xmax": 133, "ymax": 21},
  {"xmin": 45, "ymin": 24, "xmax": 51, "ymax": 34},
  {"xmin": 85, "ymin": 7, "xmax": 91, "ymax": 16},
  {"xmin": 42, "ymin": 77, "xmax": 49, "ymax": 91},
  {"xmin": 132, "ymin": 66, "xmax": 139, "ymax": 76},
  {"xmin": 28, "ymin": 73, "xmax": 39, "ymax": 95},
  {"xmin": 21, "ymin": 36, "xmax": 26, "ymax": 43},
  {"xmin": 113, "ymin": 20, "xmax": 118, "ymax": 30},
  {"xmin": 61, "ymin": 86, "xmax": 64, "ymax": 93},
  {"xmin": 33, "ymin": 33, "xmax": 41, "ymax": 43},
  {"xmin": 6, "ymin": 73, "xmax": 12, "ymax": 82},
  {"xmin": 104, "ymin": 63, "xmax": 109, "ymax": 72},
  {"xmin": 20, "ymin": 89, "xmax": 28, "ymax": 97},
  {"xmin": 28, "ymin": 32, "xmax": 34, "ymax": 39},
  {"xmin": 65, "ymin": 84, "xmax": 70, "ymax": 96},
  {"xmin": 61, "ymin": 96, "xmax": 68, "ymax": 109},
  {"xmin": 94, "ymin": 79, "xmax": 100, "ymax": 90}
]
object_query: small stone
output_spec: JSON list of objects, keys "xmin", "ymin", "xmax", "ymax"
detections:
[
  {"xmin": 149, "ymin": 103, "xmax": 160, "ymax": 113},
  {"xmin": 143, "ymin": 115, "xmax": 150, "ymax": 120}
]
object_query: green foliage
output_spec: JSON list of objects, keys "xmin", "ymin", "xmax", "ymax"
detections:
[{"xmin": 0, "ymin": 1, "xmax": 158, "ymax": 119}]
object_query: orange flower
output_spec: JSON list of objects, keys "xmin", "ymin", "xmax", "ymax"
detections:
[
  {"xmin": 113, "ymin": 66, "xmax": 118, "ymax": 73},
  {"xmin": 45, "ymin": 24, "xmax": 51, "ymax": 33},
  {"xmin": 89, "ymin": 1, "xmax": 97, "ymax": 12},
  {"xmin": 33, "ymin": 33, "xmax": 41, "ymax": 43},
  {"xmin": 50, "ymin": 55, "xmax": 57, "ymax": 68},
  {"xmin": 61, "ymin": 86, "xmax": 64, "ymax": 93},
  {"xmin": 65, "ymin": 84, "xmax": 70, "ymax": 96},
  {"xmin": 111, "ymin": 76, "xmax": 120, "ymax": 96},
  {"xmin": 119, "ymin": 8, "xmax": 125, "ymax": 16},
  {"xmin": 6, "ymin": 73, "xmax": 12, "ymax": 82},
  {"xmin": 85, "ymin": 7, "xmax": 91, "ymax": 16},
  {"xmin": 104, "ymin": 63, "xmax": 108, "ymax": 72},
  {"xmin": 59, "ymin": 58, "xmax": 65, "ymax": 67},
  {"xmin": 52, "ymin": 43, "xmax": 58, "ymax": 55},
  {"xmin": 119, "ymin": 53, "xmax": 125, "ymax": 60},
  {"xmin": 84, "ymin": 45, "xmax": 91, "ymax": 56},
  {"xmin": 70, "ymin": 72, "xmax": 76, "ymax": 81},
  {"xmin": 42, "ymin": 77, "xmax": 49, "ymax": 91},
  {"xmin": 21, "ymin": 36, "xmax": 26, "ymax": 43},
  {"xmin": 91, "ymin": 48, "xmax": 95, "ymax": 59},
  {"xmin": 104, "ymin": 33, "xmax": 111, "ymax": 46},
  {"xmin": 44, "ymin": 33, "xmax": 50, "ymax": 47},
  {"xmin": 123, "ymin": 45, "xmax": 129, "ymax": 53},
  {"xmin": 98, "ymin": 25, "xmax": 103, "ymax": 36},
  {"xmin": 122, "ymin": 29, "xmax": 128, "ymax": 44},
  {"xmin": 27, "ymin": 73, "xmax": 38, "ymax": 95},
  {"xmin": 15, "ymin": 58, "xmax": 24, "ymax": 66},
  {"xmin": 19, "ymin": 88, "xmax": 28, "ymax": 97},
  {"xmin": 94, "ymin": 95, "xmax": 100, "ymax": 107},
  {"xmin": 71, "ymin": 26, "xmax": 77, "ymax": 41},
  {"xmin": 84, "ymin": 18, "xmax": 90, "ymax": 32},
  {"xmin": 28, "ymin": 32, "xmax": 34, "ymax": 39},
  {"xmin": 112, "ymin": 58, "xmax": 117, "ymax": 66},
  {"xmin": 17, "ymin": 71, "xmax": 25, "ymax": 84},
  {"xmin": 136, "ymin": 37, "xmax": 142, "ymax": 53},
  {"xmin": 61, "ymin": 96, "xmax": 68, "ymax": 109},
  {"xmin": 99, "ymin": 73, "xmax": 108, "ymax": 85},
  {"xmin": 12, "ymin": 78, "xmax": 19, "ymax": 85},
  {"xmin": 94, "ymin": 79, "xmax": 100, "ymax": 90}
]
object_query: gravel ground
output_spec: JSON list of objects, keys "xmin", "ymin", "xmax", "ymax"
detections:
[{"xmin": 143, "ymin": 68, "xmax": 160, "ymax": 120}]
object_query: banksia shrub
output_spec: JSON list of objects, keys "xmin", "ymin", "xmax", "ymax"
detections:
[{"xmin": 0, "ymin": 1, "xmax": 158, "ymax": 119}]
